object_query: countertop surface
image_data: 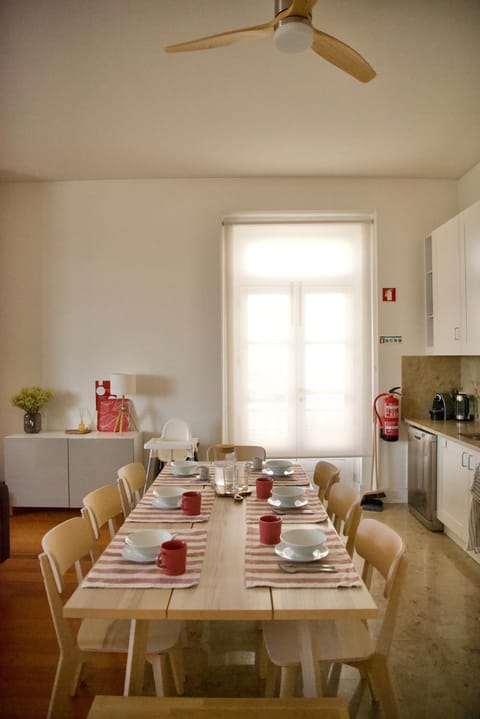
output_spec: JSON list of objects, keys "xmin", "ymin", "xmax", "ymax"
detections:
[{"xmin": 404, "ymin": 418, "xmax": 480, "ymax": 450}]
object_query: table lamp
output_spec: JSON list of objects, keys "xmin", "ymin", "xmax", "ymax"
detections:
[{"xmin": 110, "ymin": 373, "xmax": 137, "ymax": 432}]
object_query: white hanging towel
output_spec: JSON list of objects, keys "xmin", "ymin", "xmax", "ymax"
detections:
[{"xmin": 467, "ymin": 463, "xmax": 480, "ymax": 553}]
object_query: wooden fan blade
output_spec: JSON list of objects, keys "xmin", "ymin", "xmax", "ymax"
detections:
[
  {"xmin": 311, "ymin": 28, "xmax": 376, "ymax": 82},
  {"xmin": 164, "ymin": 21, "xmax": 274, "ymax": 53}
]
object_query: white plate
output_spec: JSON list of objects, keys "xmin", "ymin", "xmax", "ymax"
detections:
[
  {"xmin": 121, "ymin": 545, "xmax": 156, "ymax": 563},
  {"xmin": 268, "ymin": 496, "xmax": 309, "ymax": 509},
  {"xmin": 152, "ymin": 497, "xmax": 181, "ymax": 510},
  {"xmin": 274, "ymin": 541, "xmax": 329, "ymax": 563},
  {"xmin": 263, "ymin": 468, "xmax": 295, "ymax": 477},
  {"xmin": 171, "ymin": 467, "xmax": 198, "ymax": 477}
]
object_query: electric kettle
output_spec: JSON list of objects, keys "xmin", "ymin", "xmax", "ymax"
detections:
[{"xmin": 455, "ymin": 393, "xmax": 476, "ymax": 421}]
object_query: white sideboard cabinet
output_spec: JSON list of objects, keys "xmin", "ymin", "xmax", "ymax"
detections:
[{"xmin": 4, "ymin": 431, "xmax": 143, "ymax": 508}]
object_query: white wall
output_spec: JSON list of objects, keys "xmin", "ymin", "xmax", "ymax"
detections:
[
  {"xmin": 458, "ymin": 160, "xmax": 480, "ymax": 210},
  {"xmin": 0, "ymin": 177, "xmax": 459, "ymax": 499}
]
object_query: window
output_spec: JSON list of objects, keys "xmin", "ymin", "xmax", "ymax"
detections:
[{"xmin": 222, "ymin": 217, "xmax": 374, "ymax": 458}]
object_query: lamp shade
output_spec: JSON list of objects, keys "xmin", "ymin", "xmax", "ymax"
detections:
[
  {"xmin": 274, "ymin": 17, "xmax": 313, "ymax": 53},
  {"xmin": 110, "ymin": 373, "xmax": 137, "ymax": 396}
]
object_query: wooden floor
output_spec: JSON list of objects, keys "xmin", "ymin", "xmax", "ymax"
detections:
[{"xmin": 0, "ymin": 509, "xmax": 126, "ymax": 719}]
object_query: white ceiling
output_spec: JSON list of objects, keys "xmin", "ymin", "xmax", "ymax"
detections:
[{"xmin": 1, "ymin": 0, "xmax": 480, "ymax": 182}]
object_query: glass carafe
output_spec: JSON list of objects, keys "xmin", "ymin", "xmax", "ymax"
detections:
[{"xmin": 213, "ymin": 443, "xmax": 237, "ymax": 495}]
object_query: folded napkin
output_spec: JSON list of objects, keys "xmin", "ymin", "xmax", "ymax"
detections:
[
  {"xmin": 467, "ymin": 463, "xmax": 480, "ymax": 553},
  {"xmin": 82, "ymin": 527, "xmax": 207, "ymax": 589},
  {"xmin": 128, "ymin": 487, "xmax": 215, "ymax": 523},
  {"xmin": 245, "ymin": 489, "xmax": 327, "ymax": 524},
  {"xmin": 244, "ymin": 525, "xmax": 362, "ymax": 589}
]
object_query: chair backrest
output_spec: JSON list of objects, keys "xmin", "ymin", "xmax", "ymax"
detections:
[
  {"xmin": 117, "ymin": 462, "xmax": 146, "ymax": 516},
  {"xmin": 39, "ymin": 515, "xmax": 98, "ymax": 652},
  {"xmin": 326, "ymin": 483, "xmax": 362, "ymax": 557},
  {"xmin": 81, "ymin": 483, "xmax": 124, "ymax": 540},
  {"xmin": 312, "ymin": 461, "xmax": 340, "ymax": 502},
  {"xmin": 160, "ymin": 418, "xmax": 192, "ymax": 441},
  {"xmin": 354, "ymin": 518, "xmax": 407, "ymax": 656},
  {"xmin": 206, "ymin": 444, "xmax": 266, "ymax": 462}
]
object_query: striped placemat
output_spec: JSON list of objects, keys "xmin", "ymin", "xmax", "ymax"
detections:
[
  {"xmin": 244, "ymin": 525, "xmax": 362, "ymax": 589},
  {"xmin": 247, "ymin": 464, "xmax": 310, "ymax": 487},
  {"xmin": 127, "ymin": 487, "xmax": 215, "ymax": 523},
  {"xmin": 245, "ymin": 489, "xmax": 327, "ymax": 524},
  {"xmin": 82, "ymin": 527, "xmax": 207, "ymax": 589},
  {"xmin": 153, "ymin": 463, "xmax": 212, "ymax": 485}
]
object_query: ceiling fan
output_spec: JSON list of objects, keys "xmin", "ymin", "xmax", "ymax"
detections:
[{"xmin": 164, "ymin": 0, "xmax": 375, "ymax": 83}]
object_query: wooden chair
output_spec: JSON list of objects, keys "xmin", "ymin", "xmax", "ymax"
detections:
[
  {"xmin": 312, "ymin": 461, "xmax": 340, "ymax": 503},
  {"xmin": 326, "ymin": 483, "xmax": 362, "ymax": 557},
  {"xmin": 261, "ymin": 518, "xmax": 407, "ymax": 719},
  {"xmin": 81, "ymin": 483, "xmax": 125, "ymax": 541},
  {"xmin": 39, "ymin": 515, "xmax": 185, "ymax": 719},
  {"xmin": 117, "ymin": 461, "xmax": 147, "ymax": 516},
  {"xmin": 206, "ymin": 444, "xmax": 266, "ymax": 461},
  {"xmin": 87, "ymin": 695, "xmax": 351, "ymax": 719}
]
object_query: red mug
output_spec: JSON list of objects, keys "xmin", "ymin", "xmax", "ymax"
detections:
[
  {"xmin": 156, "ymin": 539, "xmax": 187, "ymax": 575},
  {"xmin": 181, "ymin": 490, "xmax": 202, "ymax": 516},
  {"xmin": 259, "ymin": 514, "xmax": 282, "ymax": 545},
  {"xmin": 256, "ymin": 476, "xmax": 273, "ymax": 499}
]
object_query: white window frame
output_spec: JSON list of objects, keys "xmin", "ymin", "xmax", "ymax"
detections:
[{"xmin": 221, "ymin": 213, "xmax": 377, "ymax": 459}]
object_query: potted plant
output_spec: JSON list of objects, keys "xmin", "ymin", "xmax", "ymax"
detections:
[{"xmin": 11, "ymin": 386, "xmax": 54, "ymax": 434}]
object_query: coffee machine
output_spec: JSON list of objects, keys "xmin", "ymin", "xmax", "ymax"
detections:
[{"xmin": 429, "ymin": 393, "xmax": 454, "ymax": 421}]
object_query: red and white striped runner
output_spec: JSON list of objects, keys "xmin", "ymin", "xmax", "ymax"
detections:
[
  {"xmin": 246, "ymin": 464, "xmax": 310, "ymax": 486},
  {"xmin": 152, "ymin": 461, "xmax": 212, "ymax": 485},
  {"xmin": 244, "ymin": 525, "xmax": 362, "ymax": 589},
  {"xmin": 82, "ymin": 527, "xmax": 207, "ymax": 589},
  {"xmin": 245, "ymin": 489, "xmax": 328, "ymax": 524},
  {"xmin": 128, "ymin": 487, "xmax": 215, "ymax": 523}
]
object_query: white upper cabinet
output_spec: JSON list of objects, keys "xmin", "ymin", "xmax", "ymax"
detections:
[
  {"xmin": 461, "ymin": 200, "xmax": 480, "ymax": 352},
  {"xmin": 426, "ymin": 199, "xmax": 480, "ymax": 355}
]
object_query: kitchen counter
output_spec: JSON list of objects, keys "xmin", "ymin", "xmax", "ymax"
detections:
[{"xmin": 404, "ymin": 418, "xmax": 480, "ymax": 449}]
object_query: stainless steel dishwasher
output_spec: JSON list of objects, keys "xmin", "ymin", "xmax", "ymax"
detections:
[{"xmin": 407, "ymin": 425, "xmax": 443, "ymax": 531}]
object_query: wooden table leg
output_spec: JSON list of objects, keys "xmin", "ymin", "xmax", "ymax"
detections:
[
  {"xmin": 124, "ymin": 619, "xmax": 149, "ymax": 695},
  {"xmin": 298, "ymin": 620, "xmax": 322, "ymax": 697}
]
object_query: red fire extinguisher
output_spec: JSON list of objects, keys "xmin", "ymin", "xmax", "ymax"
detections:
[{"xmin": 374, "ymin": 387, "xmax": 401, "ymax": 442}]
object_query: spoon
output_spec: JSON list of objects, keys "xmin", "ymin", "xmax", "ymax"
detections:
[{"xmin": 278, "ymin": 561, "xmax": 336, "ymax": 573}]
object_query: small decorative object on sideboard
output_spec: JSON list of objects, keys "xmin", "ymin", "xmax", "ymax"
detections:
[{"xmin": 10, "ymin": 386, "xmax": 53, "ymax": 434}]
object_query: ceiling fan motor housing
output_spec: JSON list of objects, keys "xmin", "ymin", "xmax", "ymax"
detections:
[{"xmin": 274, "ymin": 0, "xmax": 313, "ymax": 53}]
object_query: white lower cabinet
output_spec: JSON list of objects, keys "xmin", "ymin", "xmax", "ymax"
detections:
[
  {"xmin": 4, "ymin": 431, "xmax": 143, "ymax": 508},
  {"xmin": 437, "ymin": 437, "xmax": 476, "ymax": 547}
]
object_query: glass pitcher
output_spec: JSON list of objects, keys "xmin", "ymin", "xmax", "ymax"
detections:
[{"xmin": 213, "ymin": 443, "xmax": 237, "ymax": 495}]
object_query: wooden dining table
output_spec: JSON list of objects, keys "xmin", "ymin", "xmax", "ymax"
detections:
[{"xmin": 64, "ymin": 463, "xmax": 377, "ymax": 698}]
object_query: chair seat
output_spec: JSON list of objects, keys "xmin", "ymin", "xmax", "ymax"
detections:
[
  {"xmin": 262, "ymin": 619, "xmax": 374, "ymax": 668},
  {"xmin": 78, "ymin": 618, "xmax": 184, "ymax": 654}
]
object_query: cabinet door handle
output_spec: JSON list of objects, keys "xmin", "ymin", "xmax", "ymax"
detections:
[
  {"xmin": 461, "ymin": 451, "xmax": 469, "ymax": 467},
  {"xmin": 454, "ymin": 327, "xmax": 461, "ymax": 341},
  {"xmin": 468, "ymin": 454, "xmax": 476, "ymax": 471}
]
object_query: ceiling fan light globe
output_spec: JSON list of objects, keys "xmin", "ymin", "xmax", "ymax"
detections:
[{"xmin": 274, "ymin": 17, "xmax": 313, "ymax": 54}]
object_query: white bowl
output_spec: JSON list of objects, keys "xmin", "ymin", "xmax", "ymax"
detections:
[
  {"xmin": 271, "ymin": 486, "xmax": 305, "ymax": 507},
  {"xmin": 124, "ymin": 529, "xmax": 173, "ymax": 560},
  {"xmin": 152, "ymin": 486, "xmax": 186, "ymax": 508},
  {"xmin": 264, "ymin": 459, "xmax": 292, "ymax": 475},
  {"xmin": 171, "ymin": 461, "xmax": 197, "ymax": 475},
  {"xmin": 279, "ymin": 528, "xmax": 326, "ymax": 559}
]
